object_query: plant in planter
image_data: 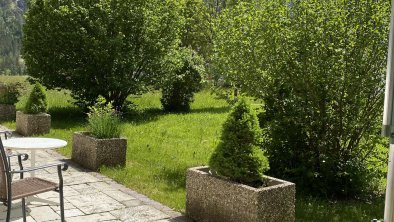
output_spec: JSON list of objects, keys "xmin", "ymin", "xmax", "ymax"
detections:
[
  {"xmin": 16, "ymin": 82, "xmax": 50, "ymax": 136},
  {"xmin": 186, "ymin": 99, "xmax": 295, "ymax": 222},
  {"xmin": 72, "ymin": 96, "xmax": 126, "ymax": 170},
  {"xmin": 0, "ymin": 82, "xmax": 21, "ymax": 121}
]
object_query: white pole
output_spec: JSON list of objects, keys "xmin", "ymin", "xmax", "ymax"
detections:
[
  {"xmin": 384, "ymin": 1, "xmax": 394, "ymax": 221},
  {"xmin": 383, "ymin": 0, "xmax": 394, "ymax": 135},
  {"xmin": 385, "ymin": 140, "xmax": 394, "ymax": 222}
]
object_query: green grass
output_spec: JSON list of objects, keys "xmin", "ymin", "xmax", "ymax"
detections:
[
  {"xmin": 101, "ymin": 91, "xmax": 229, "ymax": 210},
  {"xmin": 0, "ymin": 75, "xmax": 386, "ymax": 221}
]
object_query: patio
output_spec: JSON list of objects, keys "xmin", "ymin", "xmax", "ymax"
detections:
[{"xmin": 0, "ymin": 127, "xmax": 189, "ymax": 222}]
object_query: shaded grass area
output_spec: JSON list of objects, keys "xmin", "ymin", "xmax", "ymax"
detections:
[
  {"xmin": 296, "ymin": 196, "xmax": 384, "ymax": 221},
  {"xmin": 0, "ymin": 75, "xmax": 386, "ymax": 220}
]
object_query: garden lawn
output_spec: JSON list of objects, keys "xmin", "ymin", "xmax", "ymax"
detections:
[{"xmin": 0, "ymin": 75, "xmax": 386, "ymax": 221}]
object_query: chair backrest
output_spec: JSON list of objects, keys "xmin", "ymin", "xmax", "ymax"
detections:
[{"xmin": 0, "ymin": 138, "xmax": 10, "ymax": 201}]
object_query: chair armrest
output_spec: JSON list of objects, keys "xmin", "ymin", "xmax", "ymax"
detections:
[
  {"xmin": 7, "ymin": 153, "xmax": 29, "ymax": 179},
  {"xmin": 10, "ymin": 162, "xmax": 68, "ymax": 174},
  {"xmin": 0, "ymin": 131, "xmax": 12, "ymax": 139},
  {"xmin": 7, "ymin": 153, "xmax": 29, "ymax": 161}
]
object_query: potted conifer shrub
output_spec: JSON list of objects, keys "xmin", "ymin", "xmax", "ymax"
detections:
[
  {"xmin": 186, "ymin": 99, "xmax": 295, "ymax": 222},
  {"xmin": 72, "ymin": 96, "xmax": 126, "ymax": 171},
  {"xmin": 0, "ymin": 82, "xmax": 21, "ymax": 121},
  {"xmin": 16, "ymin": 82, "xmax": 50, "ymax": 136}
]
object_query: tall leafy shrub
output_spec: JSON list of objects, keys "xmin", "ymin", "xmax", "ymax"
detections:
[
  {"xmin": 213, "ymin": 0, "xmax": 389, "ymax": 197},
  {"xmin": 209, "ymin": 99, "xmax": 269, "ymax": 185},
  {"xmin": 0, "ymin": 82, "xmax": 21, "ymax": 105},
  {"xmin": 24, "ymin": 82, "xmax": 47, "ymax": 114},
  {"xmin": 161, "ymin": 48, "xmax": 204, "ymax": 112}
]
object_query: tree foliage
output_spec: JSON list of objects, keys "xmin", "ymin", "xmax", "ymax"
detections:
[
  {"xmin": 180, "ymin": 0, "xmax": 212, "ymax": 59},
  {"xmin": 23, "ymin": 0, "xmax": 183, "ymax": 109},
  {"xmin": 209, "ymin": 98, "xmax": 269, "ymax": 185},
  {"xmin": 214, "ymin": 0, "xmax": 389, "ymax": 197}
]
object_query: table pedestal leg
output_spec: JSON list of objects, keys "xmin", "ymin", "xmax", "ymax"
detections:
[
  {"xmin": 30, "ymin": 150, "xmax": 35, "ymax": 177},
  {"xmin": 25, "ymin": 150, "xmax": 59, "ymax": 206}
]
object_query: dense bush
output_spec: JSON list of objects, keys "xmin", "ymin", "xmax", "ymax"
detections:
[
  {"xmin": 24, "ymin": 82, "xmax": 47, "ymax": 114},
  {"xmin": 209, "ymin": 98, "xmax": 269, "ymax": 185},
  {"xmin": 161, "ymin": 48, "xmax": 204, "ymax": 112},
  {"xmin": 23, "ymin": 0, "xmax": 183, "ymax": 109},
  {"xmin": 0, "ymin": 82, "xmax": 21, "ymax": 104},
  {"xmin": 213, "ymin": 0, "xmax": 389, "ymax": 197},
  {"xmin": 88, "ymin": 96, "xmax": 121, "ymax": 139}
]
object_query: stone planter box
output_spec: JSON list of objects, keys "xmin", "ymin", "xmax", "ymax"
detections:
[
  {"xmin": 72, "ymin": 132, "xmax": 127, "ymax": 171},
  {"xmin": 0, "ymin": 104, "xmax": 15, "ymax": 121},
  {"xmin": 16, "ymin": 111, "xmax": 51, "ymax": 136},
  {"xmin": 186, "ymin": 166, "xmax": 296, "ymax": 222}
]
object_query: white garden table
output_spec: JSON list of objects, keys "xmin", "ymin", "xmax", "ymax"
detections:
[{"xmin": 2, "ymin": 137, "xmax": 67, "ymax": 177}]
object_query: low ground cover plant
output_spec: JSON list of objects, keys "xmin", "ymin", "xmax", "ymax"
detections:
[
  {"xmin": 209, "ymin": 98, "xmax": 269, "ymax": 185},
  {"xmin": 24, "ymin": 82, "xmax": 47, "ymax": 114},
  {"xmin": 87, "ymin": 96, "xmax": 121, "ymax": 139}
]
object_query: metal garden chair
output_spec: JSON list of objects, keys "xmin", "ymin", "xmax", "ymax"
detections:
[{"xmin": 0, "ymin": 137, "xmax": 68, "ymax": 222}]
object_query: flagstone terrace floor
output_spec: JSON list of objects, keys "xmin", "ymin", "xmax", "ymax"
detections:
[{"xmin": 0, "ymin": 128, "xmax": 190, "ymax": 222}]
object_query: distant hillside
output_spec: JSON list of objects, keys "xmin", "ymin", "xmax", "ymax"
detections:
[{"xmin": 0, "ymin": 0, "xmax": 26, "ymax": 75}]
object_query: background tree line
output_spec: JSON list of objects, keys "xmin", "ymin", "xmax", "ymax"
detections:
[{"xmin": 0, "ymin": 0, "xmax": 26, "ymax": 75}]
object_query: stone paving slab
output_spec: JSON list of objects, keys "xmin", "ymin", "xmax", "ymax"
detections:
[{"xmin": 0, "ymin": 131, "xmax": 189, "ymax": 222}]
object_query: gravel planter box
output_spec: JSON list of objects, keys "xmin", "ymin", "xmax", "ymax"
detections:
[
  {"xmin": 186, "ymin": 166, "xmax": 295, "ymax": 222},
  {"xmin": 16, "ymin": 111, "xmax": 51, "ymax": 136},
  {"xmin": 72, "ymin": 132, "xmax": 127, "ymax": 171},
  {"xmin": 0, "ymin": 104, "xmax": 15, "ymax": 121}
]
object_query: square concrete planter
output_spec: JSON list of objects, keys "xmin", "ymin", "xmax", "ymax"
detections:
[
  {"xmin": 16, "ymin": 111, "xmax": 51, "ymax": 136},
  {"xmin": 0, "ymin": 104, "xmax": 15, "ymax": 121},
  {"xmin": 72, "ymin": 132, "xmax": 127, "ymax": 171},
  {"xmin": 186, "ymin": 166, "xmax": 296, "ymax": 222}
]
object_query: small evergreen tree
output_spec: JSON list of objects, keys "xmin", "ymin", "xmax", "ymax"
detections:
[
  {"xmin": 209, "ymin": 98, "xmax": 269, "ymax": 185},
  {"xmin": 24, "ymin": 82, "xmax": 47, "ymax": 114}
]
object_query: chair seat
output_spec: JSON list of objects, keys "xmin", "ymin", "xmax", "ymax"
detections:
[{"xmin": 11, "ymin": 177, "xmax": 58, "ymax": 200}]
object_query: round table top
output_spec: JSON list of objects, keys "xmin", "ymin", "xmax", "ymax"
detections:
[{"xmin": 2, "ymin": 138, "xmax": 67, "ymax": 150}]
